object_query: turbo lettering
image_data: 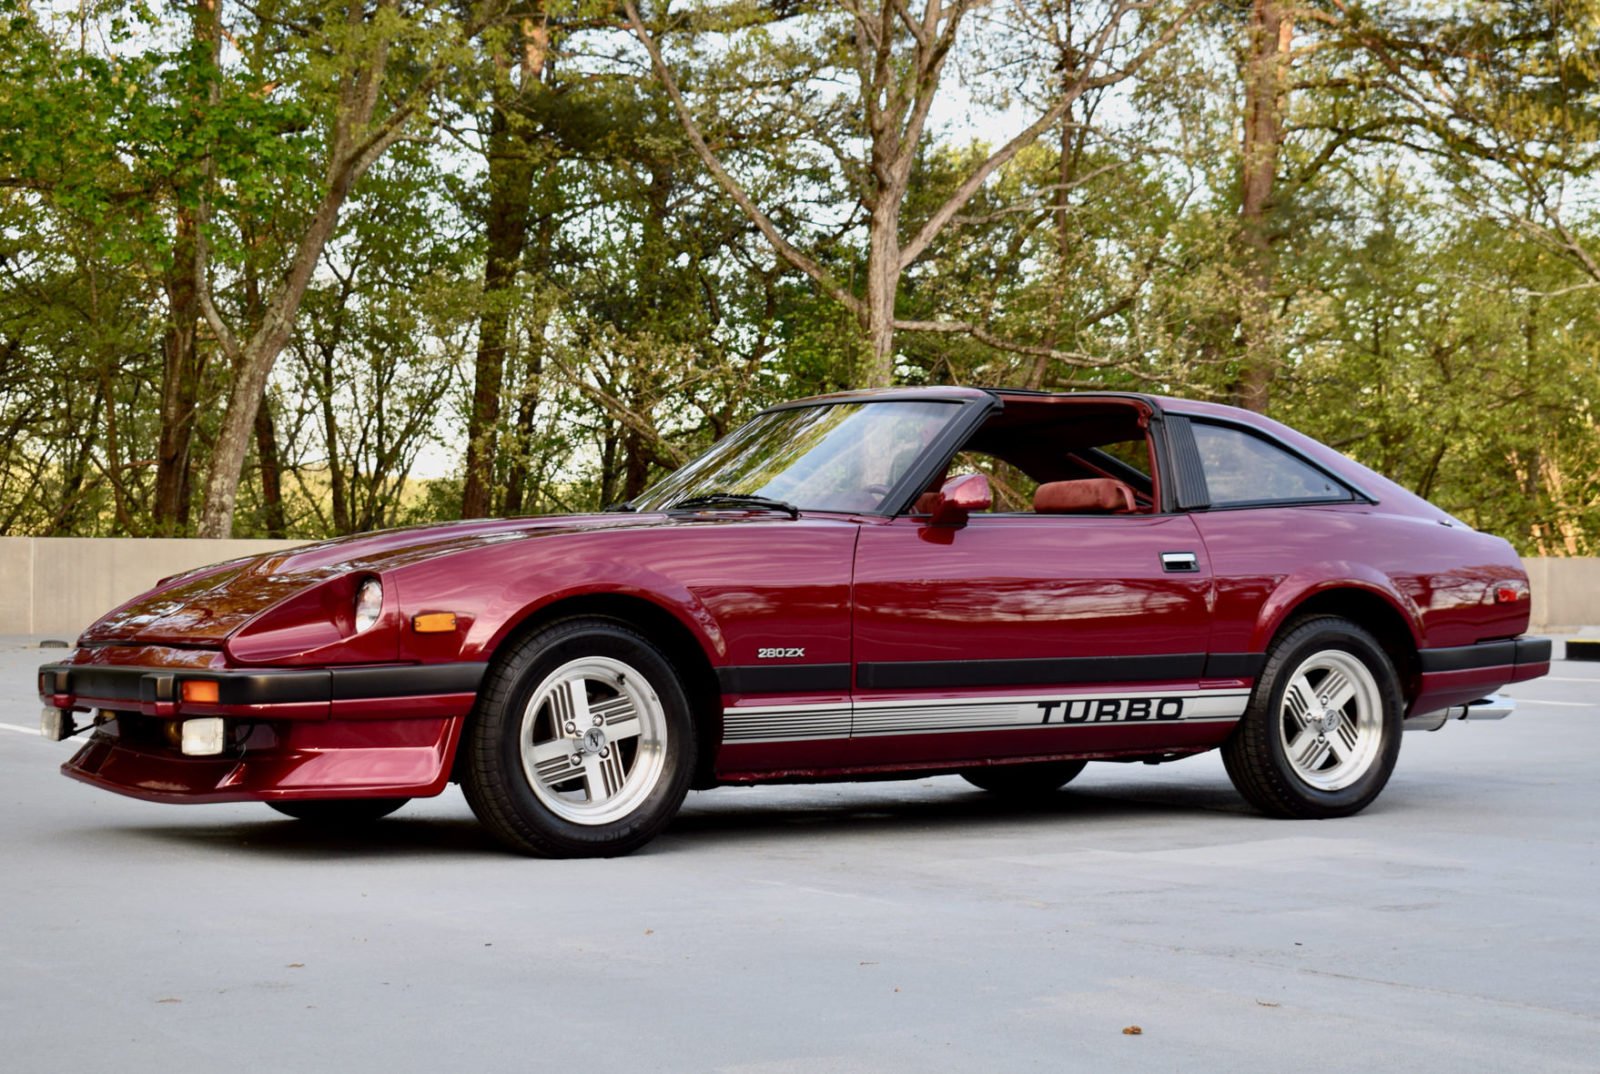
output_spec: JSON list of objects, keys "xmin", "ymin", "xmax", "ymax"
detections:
[{"xmin": 1037, "ymin": 697, "xmax": 1186, "ymax": 724}]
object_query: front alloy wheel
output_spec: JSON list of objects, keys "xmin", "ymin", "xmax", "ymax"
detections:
[{"xmin": 519, "ymin": 655, "xmax": 670, "ymax": 826}]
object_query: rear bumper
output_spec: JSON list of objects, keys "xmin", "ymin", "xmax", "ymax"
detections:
[
  {"xmin": 1409, "ymin": 635, "xmax": 1551, "ymax": 718},
  {"xmin": 1416, "ymin": 636, "xmax": 1551, "ymax": 678}
]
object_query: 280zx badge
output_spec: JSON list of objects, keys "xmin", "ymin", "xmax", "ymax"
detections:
[{"xmin": 757, "ymin": 647, "xmax": 806, "ymax": 659}]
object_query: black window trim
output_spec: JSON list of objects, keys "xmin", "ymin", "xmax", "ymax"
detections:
[{"xmin": 899, "ymin": 393, "xmax": 1178, "ymax": 518}]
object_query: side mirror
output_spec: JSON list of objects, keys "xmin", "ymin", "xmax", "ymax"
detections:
[{"xmin": 927, "ymin": 473, "xmax": 991, "ymax": 527}]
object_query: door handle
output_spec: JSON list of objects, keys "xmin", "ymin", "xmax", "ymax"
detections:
[{"xmin": 1161, "ymin": 551, "xmax": 1200, "ymax": 573}]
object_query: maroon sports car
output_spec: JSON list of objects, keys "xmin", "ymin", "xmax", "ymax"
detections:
[{"xmin": 39, "ymin": 387, "xmax": 1549, "ymax": 856}]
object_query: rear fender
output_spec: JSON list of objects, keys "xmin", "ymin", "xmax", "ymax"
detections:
[{"xmin": 1252, "ymin": 567, "xmax": 1423, "ymax": 655}]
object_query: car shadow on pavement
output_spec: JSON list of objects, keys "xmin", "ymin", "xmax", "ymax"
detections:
[
  {"xmin": 89, "ymin": 813, "xmax": 506, "ymax": 860},
  {"xmin": 661, "ymin": 777, "xmax": 1261, "ymax": 847},
  {"xmin": 66, "ymin": 775, "xmax": 1391, "ymax": 859}
]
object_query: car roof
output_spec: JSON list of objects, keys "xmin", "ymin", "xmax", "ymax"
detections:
[{"xmin": 769, "ymin": 385, "xmax": 1290, "ymax": 425}]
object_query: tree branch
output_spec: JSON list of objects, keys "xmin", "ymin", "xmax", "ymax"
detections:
[
  {"xmin": 897, "ymin": 0, "xmax": 1207, "ymax": 270},
  {"xmin": 623, "ymin": 0, "xmax": 862, "ymax": 316}
]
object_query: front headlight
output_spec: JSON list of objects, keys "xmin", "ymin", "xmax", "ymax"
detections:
[{"xmin": 354, "ymin": 577, "xmax": 383, "ymax": 632}]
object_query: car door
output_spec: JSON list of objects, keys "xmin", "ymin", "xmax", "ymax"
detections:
[
  {"xmin": 849, "ymin": 508, "xmax": 1233, "ymax": 768},
  {"xmin": 847, "ymin": 395, "xmax": 1265, "ymax": 768}
]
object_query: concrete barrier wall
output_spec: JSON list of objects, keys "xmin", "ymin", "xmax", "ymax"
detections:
[
  {"xmin": 1522, "ymin": 557, "xmax": 1600, "ymax": 632},
  {"xmin": 0, "ymin": 537, "xmax": 304, "ymax": 638},
  {"xmin": 0, "ymin": 537, "xmax": 1594, "ymax": 638}
]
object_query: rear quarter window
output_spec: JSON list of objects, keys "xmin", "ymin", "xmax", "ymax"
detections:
[{"xmin": 1192, "ymin": 422, "xmax": 1350, "ymax": 506}]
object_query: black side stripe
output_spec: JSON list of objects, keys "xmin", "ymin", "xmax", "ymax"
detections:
[
  {"xmin": 856, "ymin": 654, "xmax": 1208, "ymax": 691},
  {"xmin": 717, "ymin": 664, "xmax": 852, "ymax": 695},
  {"xmin": 1202, "ymin": 653, "xmax": 1265, "ymax": 679},
  {"xmin": 717, "ymin": 653, "xmax": 1269, "ymax": 696}
]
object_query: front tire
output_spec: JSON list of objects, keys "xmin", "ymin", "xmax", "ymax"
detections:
[
  {"xmin": 462, "ymin": 617, "xmax": 696, "ymax": 857},
  {"xmin": 1223, "ymin": 615, "xmax": 1403, "ymax": 818}
]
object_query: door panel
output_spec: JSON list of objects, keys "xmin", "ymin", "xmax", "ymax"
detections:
[{"xmin": 850, "ymin": 513, "xmax": 1232, "ymax": 765}]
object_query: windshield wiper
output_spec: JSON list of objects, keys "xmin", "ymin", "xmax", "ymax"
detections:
[
  {"xmin": 603, "ymin": 500, "xmax": 636, "ymax": 513},
  {"xmin": 668, "ymin": 493, "xmax": 800, "ymax": 519}
]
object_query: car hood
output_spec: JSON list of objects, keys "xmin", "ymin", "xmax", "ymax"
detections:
[{"xmin": 78, "ymin": 514, "xmax": 663, "ymax": 647}]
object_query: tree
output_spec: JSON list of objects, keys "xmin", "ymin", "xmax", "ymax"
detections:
[
  {"xmin": 195, "ymin": 0, "xmax": 510, "ymax": 537},
  {"xmin": 625, "ymin": 0, "xmax": 1208, "ymax": 386}
]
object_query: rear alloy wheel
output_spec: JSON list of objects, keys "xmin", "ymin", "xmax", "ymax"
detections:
[
  {"xmin": 267, "ymin": 798, "xmax": 409, "ymax": 824},
  {"xmin": 462, "ymin": 618, "xmax": 696, "ymax": 857},
  {"xmin": 961, "ymin": 760, "xmax": 1087, "ymax": 798},
  {"xmin": 1223, "ymin": 615, "xmax": 1403, "ymax": 818}
]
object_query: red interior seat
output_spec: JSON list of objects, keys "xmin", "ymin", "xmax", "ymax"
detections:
[{"xmin": 1034, "ymin": 478, "xmax": 1136, "ymax": 514}]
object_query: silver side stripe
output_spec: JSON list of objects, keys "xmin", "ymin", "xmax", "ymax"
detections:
[
  {"xmin": 723, "ymin": 704, "xmax": 852, "ymax": 743},
  {"xmin": 722, "ymin": 689, "xmax": 1250, "ymax": 744}
]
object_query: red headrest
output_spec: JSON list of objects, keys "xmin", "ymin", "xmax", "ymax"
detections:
[{"xmin": 1033, "ymin": 478, "xmax": 1136, "ymax": 514}]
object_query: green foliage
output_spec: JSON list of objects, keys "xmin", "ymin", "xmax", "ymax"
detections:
[{"xmin": 1, "ymin": 0, "xmax": 1597, "ymax": 553}]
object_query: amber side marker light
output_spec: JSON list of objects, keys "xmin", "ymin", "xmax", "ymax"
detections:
[
  {"xmin": 413, "ymin": 612, "xmax": 458, "ymax": 633},
  {"xmin": 181, "ymin": 680, "xmax": 220, "ymax": 704}
]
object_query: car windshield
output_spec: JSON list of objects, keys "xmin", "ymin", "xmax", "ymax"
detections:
[{"xmin": 631, "ymin": 400, "xmax": 961, "ymax": 514}]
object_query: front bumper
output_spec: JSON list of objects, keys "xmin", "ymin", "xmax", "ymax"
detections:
[
  {"xmin": 39, "ymin": 658, "xmax": 487, "ymax": 803},
  {"xmin": 39, "ymin": 661, "xmax": 486, "ymax": 721}
]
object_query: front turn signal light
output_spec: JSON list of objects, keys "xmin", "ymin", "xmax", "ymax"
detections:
[
  {"xmin": 181, "ymin": 680, "xmax": 220, "ymax": 704},
  {"xmin": 412, "ymin": 612, "xmax": 458, "ymax": 634}
]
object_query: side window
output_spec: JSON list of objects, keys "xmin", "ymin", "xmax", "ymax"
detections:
[{"xmin": 1192, "ymin": 422, "xmax": 1349, "ymax": 506}]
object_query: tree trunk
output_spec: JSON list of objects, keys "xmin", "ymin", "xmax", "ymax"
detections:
[
  {"xmin": 156, "ymin": 207, "xmax": 202, "ymax": 533},
  {"xmin": 196, "ymin": 2, "xmax": 453, "ymax": 537},
  {"xmin": 1236, "ymin": 0, "xmax": 1294, "ymax": 413},
  {"xmin": 1029, "ymin": 96, "xmax": 1083, "ymax": 390},
  {"xmin": 462, "ymin": 5, "xmax": 548, "ymax": 519},
  {"xmin": 502, "ymin": 218, "xmax": 553, "ymax": 516},
  {"xmin": 253, "ymin": 387, "xmax": 287, "ymax": 537},
  {"xmin": 318, "ymin": 338, "xmax": 351, "ymax": 535},
  {"xmin": 862, "ymin": 202, "xmax": 901, "ymax": 388},
  {"xmin": 155, "ymin": 5, "xmax": 221, "ymax": 533}
]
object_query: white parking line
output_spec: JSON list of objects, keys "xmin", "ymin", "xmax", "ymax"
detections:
[
  {"xmin": 1516, "ymin": 698, "xmax": 1594, "ymax": 708},
  {"xmin": 0, "ymin": 721, "xmax": 78, "ymax": 743},
  {"xmin": 1541, "ymin": 676, "xmax": 1600, "ymax": 684}
]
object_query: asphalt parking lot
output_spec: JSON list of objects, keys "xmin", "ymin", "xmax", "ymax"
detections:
[{"xmin": 2, "ymin": 636, "xmax": 1596, "ymax": 1073}]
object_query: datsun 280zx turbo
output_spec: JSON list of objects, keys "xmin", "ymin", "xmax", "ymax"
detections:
[{"xmin": 38, "ymin": 387, "xmax": 1550, "ymax": 856}]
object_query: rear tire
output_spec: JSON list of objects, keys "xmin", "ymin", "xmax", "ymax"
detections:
[
  {"xmin": 961, "ymin": 760, "xmax": 1087, "ymax": 797},
  {"xmin": 462, "ymin": 617, "xmax": 696, "ymax": 858},
  {"xmin": 267, "ymin": 798, "xmax": 409, "ymax": 824},
  {"xmin": 1223, "ymin": 615, "xmax": 1403, "ymax": 818}
]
